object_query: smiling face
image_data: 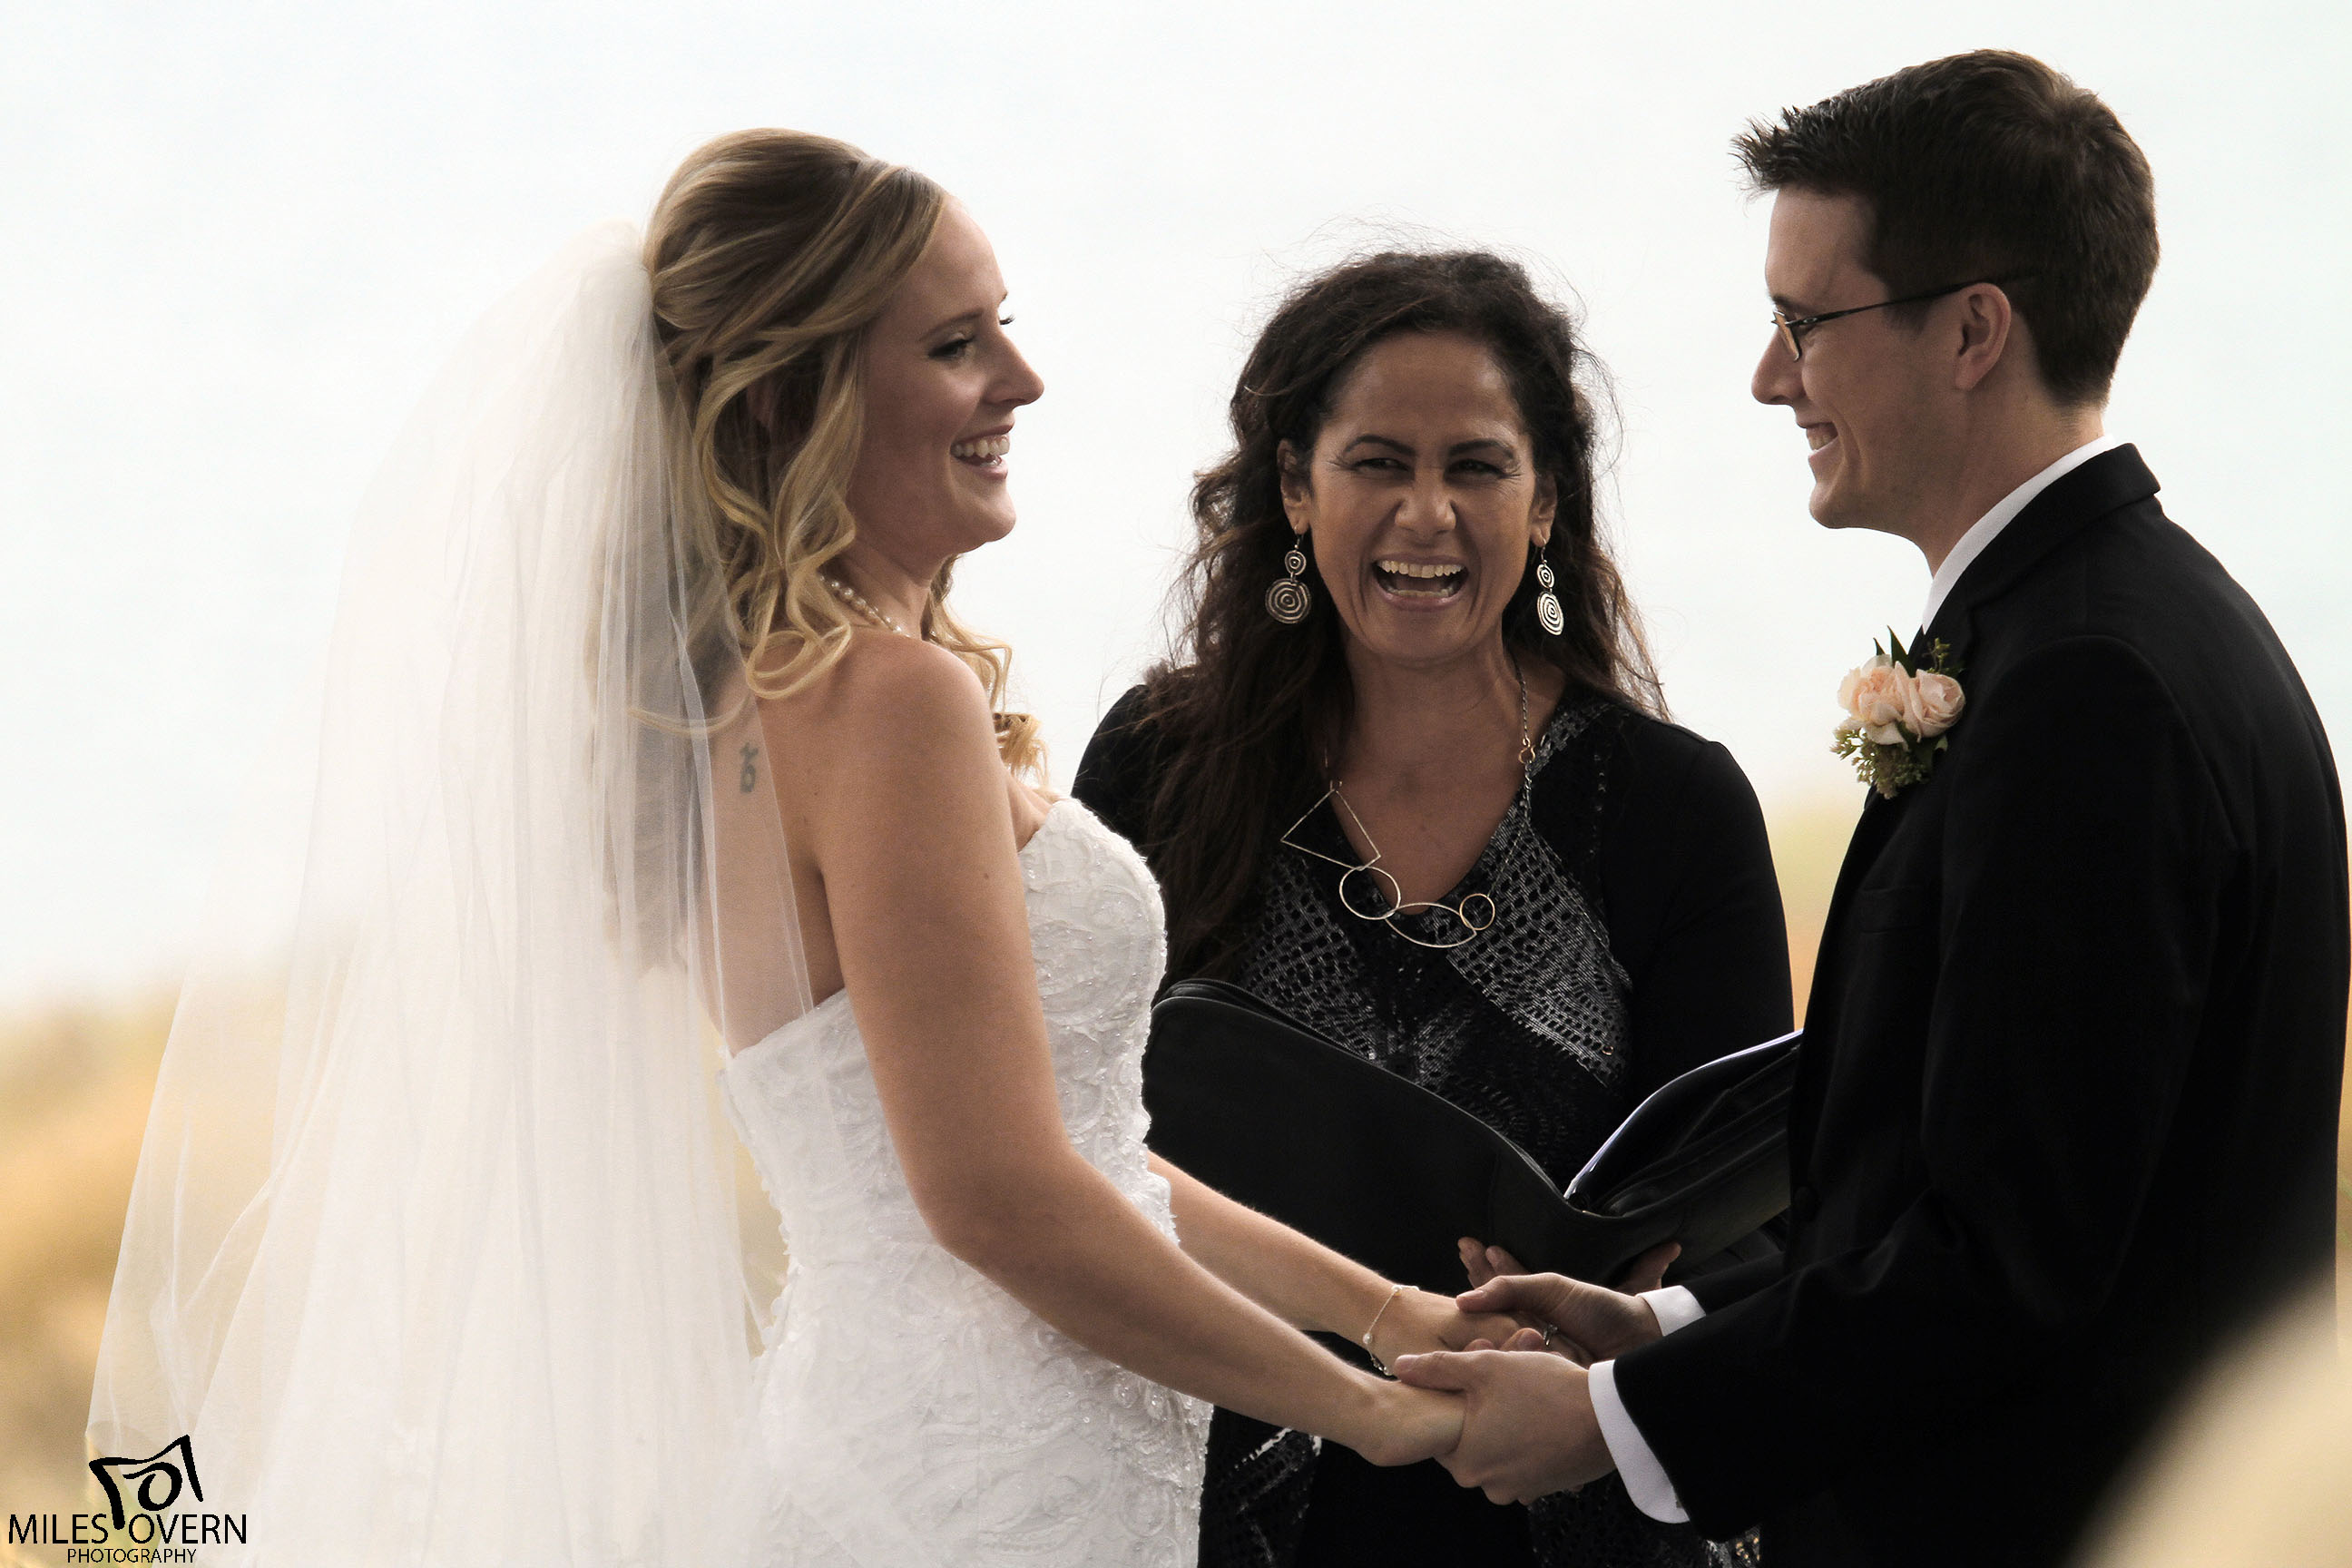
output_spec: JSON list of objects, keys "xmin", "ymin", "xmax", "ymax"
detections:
[
  {"xmin": 844, "ymin": 201, "xmax": 1044, "ymax": 567},
  {"xmin": 1281, "ymin": 331, "xmax": 1554, "ymax": 671},
  {"xmin": 1753, "ymin": 188, "xmax": 1959, "ymax": 534}
]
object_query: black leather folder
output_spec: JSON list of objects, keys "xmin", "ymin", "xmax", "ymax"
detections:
[{"xmin": 1143, "ymin": 978, "xmax": 1798, "ymax": 1293}]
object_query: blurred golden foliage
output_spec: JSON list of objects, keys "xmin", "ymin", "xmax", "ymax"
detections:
[
  {"xmin": 2080, "ymin": 1283, "xmax": 2352, "ymax": 1566},
  {"xmin": 0, "ymin": 805, "xmax": 2342, "ymax": 1546},
  {"xmin": 0, "ymin": 993, "xmax": 175, "ymax": 1532},
  {"xmin": 1767, "ymin": 795, "xmax": 1862, "ymax": 1019}
]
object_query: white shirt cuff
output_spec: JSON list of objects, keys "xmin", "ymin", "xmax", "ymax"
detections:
[
  {"xmin": 1640, "ymin": 1284, "xmax": 1705, "ymax": 1335},
  {"xmin": 1588, "ymin": 1358, "xmax": 1689, "ymax": 1523}
]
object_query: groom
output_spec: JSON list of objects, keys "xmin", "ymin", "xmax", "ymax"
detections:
[{"xmin": 1396, "ymin": 50, "xmax": 2349, "ymax": 1566}]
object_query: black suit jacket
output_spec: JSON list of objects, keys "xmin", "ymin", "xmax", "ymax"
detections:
[{"xmin": 1613, "ymin": 446, "xmax": 2348, "ymax": 1566}]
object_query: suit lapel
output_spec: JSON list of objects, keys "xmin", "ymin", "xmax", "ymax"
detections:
[
  {"xmin": 1788, "ymin": 445, "xmax": 2163, "ymax": 1171},
  {"xmin": 1925, "ymin": 445, "xmax": 2160, "ymax": 652},
  {"xmin": 1810, "ymin": 789, "xmax": 1905, "ymax": 1002},
  {"xmin": 1791, "ymin": 785, "xmax": 1907, "ymax": 1165}
]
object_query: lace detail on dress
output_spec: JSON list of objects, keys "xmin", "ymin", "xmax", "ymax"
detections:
[{"xmin": 720, "ymin": 800, "xmax": 1209, "ymax": 1566}]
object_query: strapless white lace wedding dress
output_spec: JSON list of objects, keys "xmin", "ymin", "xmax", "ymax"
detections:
[{"xmin": 721, "ymin": 799, "xmax": 1210, "ymax": 1566}]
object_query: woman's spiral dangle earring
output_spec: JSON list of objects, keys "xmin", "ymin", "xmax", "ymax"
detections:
[
  {"xmin": 1265, "ymin": 536, "xmax": 1313, "ymax": 625},
  {"xmin": 1532, "ymin": 545, "xmax": 1565, "ymax": 636}
]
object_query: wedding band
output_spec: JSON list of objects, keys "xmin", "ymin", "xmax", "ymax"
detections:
[{"xmin": 1540, "ymin": 1325, "xmax": 1554, "ymax": 1348}]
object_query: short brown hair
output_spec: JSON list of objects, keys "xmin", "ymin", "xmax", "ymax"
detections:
[{"xmin": 1736, "ymin": 51, "xmax": 2158, "ymax": 406}]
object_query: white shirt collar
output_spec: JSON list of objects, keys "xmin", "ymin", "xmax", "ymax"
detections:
[{"xmin": 1921, "ymin": 435, "xmax": 2125, "ymax": 633}]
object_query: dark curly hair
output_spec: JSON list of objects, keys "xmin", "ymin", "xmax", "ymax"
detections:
[{"xmin": 1132, "ymin": 249, "xmax": 1662, "ymax": 978}]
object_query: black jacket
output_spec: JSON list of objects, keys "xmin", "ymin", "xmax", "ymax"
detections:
[{"xmin": 1614, "ymin": 446, "xmax": 2349, "ymax": 1565}]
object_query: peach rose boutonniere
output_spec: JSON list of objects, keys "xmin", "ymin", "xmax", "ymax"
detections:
[{"xmin": 1834, "ymin": 630, "xmax": 1966, "ymax": 799}]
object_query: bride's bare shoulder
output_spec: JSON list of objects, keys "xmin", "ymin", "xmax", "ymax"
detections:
[{"xmin": 760, "ymin": 632, "xmax": 1000, "ymax": 783}]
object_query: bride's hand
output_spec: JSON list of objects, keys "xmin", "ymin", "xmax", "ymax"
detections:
[
  {"xmin": 1348, "ymin": 1376, "xmax": 1465, "ymax": 1467},
  {"xmin": 1367, "ymin": 1286, "xmax": 1524, "ymax": 1367}
]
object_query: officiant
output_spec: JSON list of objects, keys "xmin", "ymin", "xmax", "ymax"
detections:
[{"xmin": 1074, "ymin": 250, "xmax": 1791, "ymax": 1568}]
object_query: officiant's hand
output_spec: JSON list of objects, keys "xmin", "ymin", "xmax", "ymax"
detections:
[
  {"xmin": 1387, "ymin": 1348, "xmax": 1615, "ymax": 1504},
  {"xmin": 1450, "ymin": 1259, "xmax": 1672, "ymax": 1367}
]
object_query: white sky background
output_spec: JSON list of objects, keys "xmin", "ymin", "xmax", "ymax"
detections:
[{"xmin": 3, "ymin": 1, "xmax": 2347, "ymax": 1001}]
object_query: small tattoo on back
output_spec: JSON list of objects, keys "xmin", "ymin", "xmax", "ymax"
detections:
[{"xmin": 740, "ymin": 742, "xmax": 760, "ymax": 793}]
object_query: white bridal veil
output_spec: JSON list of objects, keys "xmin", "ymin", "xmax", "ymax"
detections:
[{"xmin": 89, "ymin": 223, "xmax": 810, "ymax": 1564}]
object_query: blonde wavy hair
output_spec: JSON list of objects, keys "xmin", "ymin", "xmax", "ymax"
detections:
[{"xmin": 644, "ymin": 129, "xmax": 1041, "ymax": 774}]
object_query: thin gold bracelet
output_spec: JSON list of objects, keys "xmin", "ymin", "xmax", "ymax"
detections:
[{"xmin": 1361, "ymin": 1283, "xmax": 1406, "ymax": 1376}]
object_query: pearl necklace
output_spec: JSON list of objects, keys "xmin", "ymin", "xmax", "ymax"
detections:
[{"xmin": 821, "ymin": 573, "xmax": 915, "ymax": 638}]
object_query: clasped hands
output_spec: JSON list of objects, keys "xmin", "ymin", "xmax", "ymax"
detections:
[{"xmin": 1376, "ymin": 1240, "xmax": 1679, "ymax": 1504}]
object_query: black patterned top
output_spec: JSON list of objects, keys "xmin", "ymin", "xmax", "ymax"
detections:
[{"xmin": 1075, "ymin": 687, "xmax": 1791, "ymax": 1568}]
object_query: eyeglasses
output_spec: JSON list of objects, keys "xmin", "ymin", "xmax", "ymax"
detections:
[{"xmin": 1770, "ymin": 275, "xmax": 2035, "ymax": 361}]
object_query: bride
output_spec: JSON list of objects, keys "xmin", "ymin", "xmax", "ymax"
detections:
[{"xmin": 89, "ymin": 131, "xmax": 1493, "ymax": 1565}]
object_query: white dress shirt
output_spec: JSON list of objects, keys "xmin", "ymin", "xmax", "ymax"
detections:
[
  {"xmin": 1587, "ymin": 433, "xmax": 2126, "ymax": 1525},
  {"xmin": 1588, "ymin": 1289, "xmax": 1710, "ymax": 1519},
  {"xmin": 1919, "ymin": 435, "xmax": 2122, "ymax": 632}
]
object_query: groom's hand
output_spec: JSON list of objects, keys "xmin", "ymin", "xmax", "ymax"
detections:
[
  {"xmin": 1388, "ymin": 1348, "xmax": 1616, "ymax": 1504},
  {"xmin": 1451, "ymin": 1268, "xmax": 1666, "ymax": 1367}
]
